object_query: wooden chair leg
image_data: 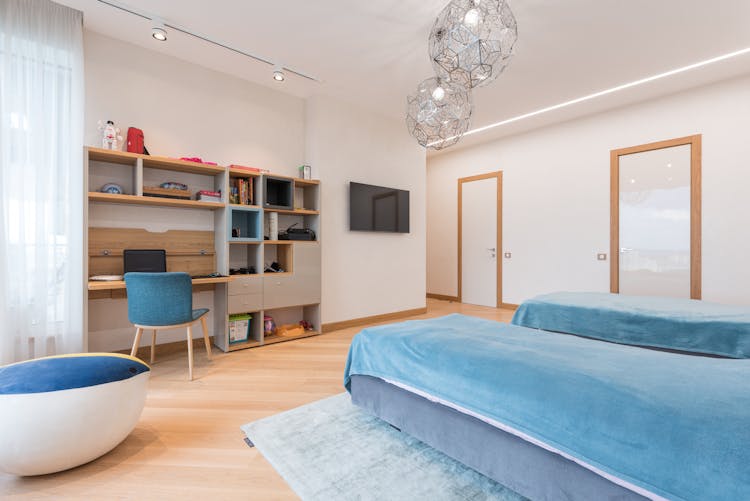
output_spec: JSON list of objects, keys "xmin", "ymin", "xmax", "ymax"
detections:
[
  {"xmin": 200, "ymin": 316, "xmax": 212, "ymax": 361},
  {"xmin": 130, "ymin": 327, "xmax": 143, "ymax": 358},
  {"xmin": 150, "ymin": 329, "xmax": 157, "ymax": 364},
  {"xmin": 186, "ymin": 325, "xmax": 194, "ymax": 381}
]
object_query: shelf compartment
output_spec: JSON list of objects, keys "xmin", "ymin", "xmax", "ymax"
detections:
[
  {"xmin": 262, "ymin": 331, "xmax": 320, "ymax": 346},
  {"xmin": 263, "ymin": 175, "xmax": 294, "ymax": 210},
  {"xmin": 228, "ymin": 206, "xmax": 262, "ymax": 242},
  {"xmin": 88, "ymin": 192, "xmax": 224, "ymax": 209},
  {"xmin": 264, "ymin": 242, "xmax": 293, "ymax": 273},
  {"xmin": 229, "ymin": 244, "xmax": 261, "ymax": 276}
]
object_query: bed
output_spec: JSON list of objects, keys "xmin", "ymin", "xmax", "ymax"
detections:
[
  {"xmin": 511, "ymin": 292, "xmax": 750, "ymax": 358},
  {"xmin": 344, "ymin": 313, "xmax": 750, "ymax": 501}
]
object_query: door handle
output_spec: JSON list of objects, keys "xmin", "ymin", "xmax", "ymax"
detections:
[{"xmin": 487, "ymin": 248, "xmax": 496, "ymax": 252}]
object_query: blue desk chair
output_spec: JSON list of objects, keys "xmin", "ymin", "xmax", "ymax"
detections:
[{"xmin": 124, "ymin": 272, "xmax": 212, "ymax": 380}]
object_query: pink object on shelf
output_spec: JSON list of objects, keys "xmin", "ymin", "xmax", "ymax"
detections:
[{"xmin": 179, "ymin": 157, "xmax": 218, "ymax": 165}]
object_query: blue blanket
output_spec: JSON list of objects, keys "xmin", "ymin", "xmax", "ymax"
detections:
[
  {"xmin": 511, "ymin": 292, "xmax": 750, "ymax": 358},
  {"xmin": 344, "ymin": 314, "xmax": 750, "ymax": 501}
]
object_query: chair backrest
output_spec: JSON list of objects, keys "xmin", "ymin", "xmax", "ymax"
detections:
[{"xmin": 124, "ymin": 272, "xmax": 193, "ymax": 326}]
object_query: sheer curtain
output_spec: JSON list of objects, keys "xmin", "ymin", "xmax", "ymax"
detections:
[{"xmin": 0, "ymin": 0, "xmax": 84, "ymax": 364}]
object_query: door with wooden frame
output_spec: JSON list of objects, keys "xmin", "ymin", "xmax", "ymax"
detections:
[
  {"xmin": 610, "ymin": 135, "xmax": 701, "ymax": 299},
  {"xmin": 458, "ymin": 172, "xmax": 502, "ymax": 307}
]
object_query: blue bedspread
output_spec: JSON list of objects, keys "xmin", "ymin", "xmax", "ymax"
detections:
[
  {"xmin": 344, "ymin": 314, "xmax": 750, "ymax": 501},
  {"xmin": 511, "ymin": 292, "xmax": 750, "ymax": 358}
]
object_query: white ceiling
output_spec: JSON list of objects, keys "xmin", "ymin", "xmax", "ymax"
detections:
[{"xmin": 59, "ymin": 0, "xmax": 750, "ymax": 153}]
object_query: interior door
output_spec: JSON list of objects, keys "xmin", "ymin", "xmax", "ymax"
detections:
[
  {"xmin": 611, "ymin": 135, "xmax": 701, "ymax": 299},
  {"xmin": 460, "ymin": 175, "xmax": 499, "ymax": 307}
]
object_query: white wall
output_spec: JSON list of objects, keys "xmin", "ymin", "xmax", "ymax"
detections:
[
  {"xmin": 306, "ymin": 95, "xmax": 427, "ymax": 324},
  {"xmin": 427, "ymin": 74, "xmax": 750, "ymax": 306},
  {"xmin": 85, "ymin": 32, "xmax": 426, "ymax": 350}
]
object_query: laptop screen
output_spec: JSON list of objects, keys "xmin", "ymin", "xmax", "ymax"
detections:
[{"xmin": 123, "ymin": 249, "xmax": 167, "ymax": 273}]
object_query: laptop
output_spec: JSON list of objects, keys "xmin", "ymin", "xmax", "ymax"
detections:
[{"xmin": 123, "ymin": 249, "xmax": 167, "ymax": 273}]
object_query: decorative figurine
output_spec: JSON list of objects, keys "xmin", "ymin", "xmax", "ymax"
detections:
[{"xmin": 98, "ymin": 120, "xmax": 122, "ymax": 150}]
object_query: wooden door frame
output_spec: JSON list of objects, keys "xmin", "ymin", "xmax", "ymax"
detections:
[
  {"xmin": 457, "ymin": 171, "xmax": 503, "ymax": 307},
  {"xmin": 610, "ymin": 134, "xmax": 702, "ymax": 299}
]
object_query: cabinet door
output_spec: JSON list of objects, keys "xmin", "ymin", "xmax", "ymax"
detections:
[
  {"xmin": 263, "ymin": 243, "xmax": 320, "ymax": 309},
  {"xmin": 293, "ymin": 243, "xmax": 321, "ymax": 304}
]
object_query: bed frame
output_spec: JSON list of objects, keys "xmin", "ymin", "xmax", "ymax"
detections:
[{"xmin": 350, "ymin": 375, "xmax": 648, "ymax": 501}]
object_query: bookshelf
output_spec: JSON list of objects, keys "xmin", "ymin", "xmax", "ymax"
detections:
[{"xmin": 84, "ymin": 146, "xmax": 321, "ymax": 354}]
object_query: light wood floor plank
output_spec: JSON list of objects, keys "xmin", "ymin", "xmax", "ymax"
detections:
[{"xmin": 1, "ymin": 299, "xmax": 513, "ymax": 500}]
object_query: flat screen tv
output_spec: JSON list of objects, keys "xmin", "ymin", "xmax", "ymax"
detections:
[{"xmin": 349, "ymin": 182, "xmax": 410, "ymax": 233}]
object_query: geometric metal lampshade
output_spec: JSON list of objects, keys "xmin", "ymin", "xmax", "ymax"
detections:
[
  {"xmin": 406, "ymin": 77, "xmax": 473, "ymax": 150},
  {"xmin": 429, "ymin": 0, "xmax": 518, "ymax": 89}
]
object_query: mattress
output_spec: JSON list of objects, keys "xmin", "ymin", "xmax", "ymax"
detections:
[
  {"xmin": 350, "ymin": 374, "xmax": 648, "ymax": 501},
  {"xmin": 344, "ymin": 314, "xmax": 750, "ymax": 501}
]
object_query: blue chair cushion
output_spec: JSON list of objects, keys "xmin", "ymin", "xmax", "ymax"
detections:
[
  {"xmin": 192, "ymin": 308, "xmax": 209, "ymax": 321},
  {"xmin": 0, "ymin": 353, "xmax": 150, "ymax": 395}
]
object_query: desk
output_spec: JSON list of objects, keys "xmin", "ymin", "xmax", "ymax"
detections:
[{"xmin": 88, "ymin": 276, "xmax": 231, "ymax": 299}]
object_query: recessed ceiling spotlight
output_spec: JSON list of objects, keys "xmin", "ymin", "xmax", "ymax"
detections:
[
  {"xmin": 273, "ymin": 65, "xmax": 285, "ymax": 82},
  {"xmin": 152, "ymin": 19, "xmax": 167, "ymax": 41}
]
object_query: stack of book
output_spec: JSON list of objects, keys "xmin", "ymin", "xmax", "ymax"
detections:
[
  {"xmin": 196, "ymin": 190, "xmax": 222, "ymax": 203},
  {"xmin": 230, "ymin": 178, "xmax": 253, "ymax": 205}
]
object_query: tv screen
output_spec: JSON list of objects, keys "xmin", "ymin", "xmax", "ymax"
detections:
[{"xmin": 349, "ymin": 182, "xmax": 410, "ymax": 233}]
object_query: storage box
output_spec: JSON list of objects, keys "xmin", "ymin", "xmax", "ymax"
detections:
[{"xmin": 228, "ymin": 313, "xmax": 252, "ymax": 344}]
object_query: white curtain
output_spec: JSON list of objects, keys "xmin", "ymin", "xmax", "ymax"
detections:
[{"xmin": 0, "ymin": 0, "xmax": 84, "ymax": 364}]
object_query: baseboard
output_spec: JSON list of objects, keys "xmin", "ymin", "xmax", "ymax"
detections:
[
  {"xmin": 322, "ymin": 307, "xmax": 428, "ymax": 333},
  {"xmin": 500, "ymin": 303, "xmax": 519, "ymax": 310},
  {"xmin": 426, "ymin": 293, "xmax": 460, "ymax": 302}
]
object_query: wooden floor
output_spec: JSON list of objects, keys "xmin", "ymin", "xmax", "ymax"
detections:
[{"xmin": 1, "ymin": 299, "xmax": 514, "ymax": 500}]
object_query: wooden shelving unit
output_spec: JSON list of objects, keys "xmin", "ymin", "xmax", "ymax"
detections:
[{"xmin": 84, "ymin": 146, "xmax": 321, "ymax": 354}]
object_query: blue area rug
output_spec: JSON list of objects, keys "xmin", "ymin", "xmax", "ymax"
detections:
[{"xmin": 241, "ymin": 393, "xmax": 526, "ymax": 501}]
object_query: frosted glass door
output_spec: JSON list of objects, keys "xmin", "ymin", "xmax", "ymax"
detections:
[{"xmin": 619, "ymin": 144, "xmax": 691, "ymax": 297}]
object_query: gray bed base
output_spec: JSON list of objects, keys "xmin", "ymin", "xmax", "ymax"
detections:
[{"xmin": 350, "ymin": 375, "xmax": 648, "ymax": 501}]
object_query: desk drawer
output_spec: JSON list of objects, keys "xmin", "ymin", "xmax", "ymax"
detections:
[
  {"xmin": 228, "ymin": 276, "xmax": 262, "ymax": 296},
  {"xmin": 228, "ymin": 293, "xmax": 263, "ymax": 314}
]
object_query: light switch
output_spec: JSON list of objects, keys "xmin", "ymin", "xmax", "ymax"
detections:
[
  {"xmin": 597, "ymin": 253, "xmax": 607, "ymax": 261},
  {"xmin": 504, "ymin": 252, "xmax": 512, "ymax": 259}
]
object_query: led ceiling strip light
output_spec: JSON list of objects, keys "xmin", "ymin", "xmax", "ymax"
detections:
[{"xmin": 429, "ymin": 45, "xmax": 750, "ymax": 146}]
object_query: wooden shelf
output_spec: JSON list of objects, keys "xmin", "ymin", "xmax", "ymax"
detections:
[
  {"xmin": 86, "ymin": 147, "xmax": 226, "ymax": 175},
  {"xmin": 229, "ymin": 204, "xmax": 261, "ymax": 210},
  {"xmin": 264, "ymin": 208, "xmax": 319, "ymax": 215},
  {"xmin": 227, "ymin": 339, "xmax": 262, "ymax": 351},
  {"xmin": 88, "ymin": 276, "xmax": 231, "ymax": 291},
  {"xmin": 142, "ymin": 156, "xmax": 225, "ymax": 175},
  {"xmin": 228, "ymin": 238, "xmax": 262, "ymax": 244},
  {"xmin": 294, "ymin": 178, "xmax": 320, "ymax": 186},
  {"xmin": 88, "ymin": 147, "xmax": 140, "ymax": 165},
  {"xmin": 229, "ymin": 167, "xmax": 262, "ymax": 178},
  {"xmin": 89, "ymin": 192, "xmax": 225, "ymax": 210},
  {"xmin": 262, "ymin": 271, "xmax": 292, "ymax": 276},
  {"xmin": 263, "ymin": 240, "xmax": 294, "ymax": 245},
  {"xmin": 263, "ymin": 331, "xmax": 320, "ymax": 346}
]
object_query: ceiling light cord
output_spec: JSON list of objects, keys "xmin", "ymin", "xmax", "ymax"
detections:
[{"xmin": 96, "ymin": 0, "xmax": 320, "ymax": 82}]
